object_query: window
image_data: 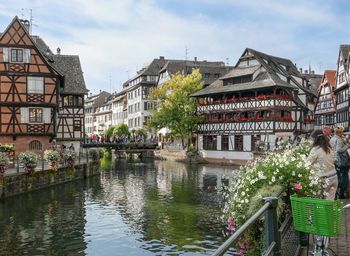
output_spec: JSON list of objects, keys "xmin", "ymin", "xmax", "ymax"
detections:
[
  {"xmin": 29, "ymin": 140, "xmax": 42, "ymax": 151},
  {"xmin": 29, "ymin": 108, "xmax": 43, "ymax": 123},
  {"xmin": 222, "ymin": 135, "xmax": 229, "ymax": 151},
  {"xmin": 73, "ymin": 120, "xmax": 81, "ymax": 131},
  {"xmin": 214, "ymin": 73, "xmax": 220, "ymax": 78},
  {"xmin": 234, "ymin": 135, "xmax": 243, "ymax": 151},
  {"xmin": 203, "ymin": 135, "xmax": 217, "ymax": 150},
  {"xmin": 11, "ymin": 48, "xmax": 23, "ymax": 62},
  {"xmin": 231, "ymin": 75, "xmax": 253, "ymax": 85},
  {"xmin": 204, "ymin": 73, "xmax": 210, "ymax": 78},
  {"xmin": 27, "ymin": 77, "xmax": 44, "ymax": 94}
]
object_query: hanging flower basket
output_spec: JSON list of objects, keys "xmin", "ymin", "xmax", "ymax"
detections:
[
  {"xmin": 44, "ymin": 150, "xmax": 61, "ymax": 170},
  {"xmin": 19, "ymin": 152, "xmax": 38, "ymax": 174}
]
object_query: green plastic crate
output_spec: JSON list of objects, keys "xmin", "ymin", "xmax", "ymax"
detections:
[{"xmin": 290, "ymin": 195, "xmax": 343, "ymax": 236}]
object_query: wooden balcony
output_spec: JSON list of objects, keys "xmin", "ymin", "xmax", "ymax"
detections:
[
  {"xmin": 197, "ymin": 120, "xmax": 295, "ymax": 134},
  {"xmin": 196, "ymin": 99, "xmax": 293, "ymax": 114}
]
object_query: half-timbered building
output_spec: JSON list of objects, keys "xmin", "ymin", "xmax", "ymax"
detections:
[
  {"xmin": 314, "ymin": 70, "xmax": 336, "ymax": 130},
  {"xmin": 192, "ymin": 48, "xmax": 317, "ymax": 162},
  {"xmin": 51, "ymin": 54, "xmax": 88, "ymax": 150},
  {"xmin": 0, "ymin": 17, "xmax": 61, "ymax": 154},
  {"xmin": 0, "ymin": 17, "xmax": 87, "ymax": 153},
  {"xmin": 334, "ymin": 45, "xmax": 350, "ymax": 131}
]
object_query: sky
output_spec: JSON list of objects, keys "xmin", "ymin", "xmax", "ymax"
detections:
[{"xmin": 0, "ymin": 0, "xmax": 349, "ymax": 94}]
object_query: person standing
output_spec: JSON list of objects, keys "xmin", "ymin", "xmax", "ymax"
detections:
[
  {"xmin": 330, "ymin": 127, "xmax": 350, "ymax": 199},
  {"xmin": 308, "ymin": 130, "xmax": 338, "ymax": 200}
]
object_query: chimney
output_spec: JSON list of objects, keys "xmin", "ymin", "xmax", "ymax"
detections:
[
  {"xmin": 299, "ymin": 68, "xmax": 303, "ymax": 73},
  {"xmin": 194, "ymin": 57, "xmax": 197, "ymax": 61},
  {"xmin": 159, "ymin": 56, "xmax": 165, "ymax": 60},
  {"xmin": 304, "ymin": 70, "xmax": 308, "ymax": 74},
  {"xmin": 20, "ymin": 19, "xmax": 30, "ymax": 34},
  {"xmin": 311, "ymin": 70, "xmax": 315, "ymax": 75},
  {"xmin": 57, "ymin": 47, "xmax": 61, "ymax": 55}
]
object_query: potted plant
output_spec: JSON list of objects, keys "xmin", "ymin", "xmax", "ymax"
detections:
[
  {"xmin": 0, "ymin": 152, "xmax": 9, "ymax": 176},
  {"xmin": 63, "ymin": 151, "xmax": 77, "ymax": 168},
  {"xmin": 19, "ymin": 152, "xmax": 38, "ymax": 174},
  {"xmin": 44, "ymin": 150, "xmax": 61, "ymax": 170}
]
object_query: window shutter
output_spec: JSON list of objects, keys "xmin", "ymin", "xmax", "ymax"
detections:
[
  {"xmin": 3, "ymin": 48, "xmax": 9, "ymax": 62},
  {"xmin": 21, "ymin": 108, "xmax": 28, "ymax": 123},
  {"xmin": 24, "ymin": 49, "xmax": 31, "ymax": 63},
  {"xmin": 43, "ymin": 108, "xmax": 51, "ymax": 123}
]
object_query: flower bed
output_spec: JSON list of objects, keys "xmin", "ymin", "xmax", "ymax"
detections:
[{"xmin": 223, "ymin": 141, "xmax": 322, "ymax": 255}]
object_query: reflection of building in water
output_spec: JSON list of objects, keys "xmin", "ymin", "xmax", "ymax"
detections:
[
  {"xmin": 0, "ymin": 180, "xmax": 88, "ymax": 255},
  {"xmin": 197, "ymin": 165, "xmax": 238, "ymax": 191},
  {"xmin": 155, "ymin": 160, "xmax": 188, "ymax": 196}
]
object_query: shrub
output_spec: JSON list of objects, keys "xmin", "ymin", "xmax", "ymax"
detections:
[
  {"xmin": 89, "ymin": 149, "xmax": 99, "ymax": 161},
  {"xmin": 223, "ymin": 141, "xmax": 322, "ymax": 254},
  {"xmin": 0, "ymin": 144, "xmax": 14, "ymax": 152},
  {"xmin": 98, "ymin": 149, "xmax": 104, "ymax": 159},
  {"xmin": 19, "ymin": 152, "xmax": 38, "ymax": 173}
]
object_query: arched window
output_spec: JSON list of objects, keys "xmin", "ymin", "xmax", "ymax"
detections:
[{"xmin": 29, "ymin": 140, "xmax": 42, "ymax": 151}]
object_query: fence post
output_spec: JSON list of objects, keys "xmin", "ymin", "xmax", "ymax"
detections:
[{"xmin": 263, "ymin": 196, "xmax": 281, "ymax": 256}]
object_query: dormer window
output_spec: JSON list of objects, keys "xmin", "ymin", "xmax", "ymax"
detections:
[
  {"xmin": 11, "ymin": 48, "xmax": 23, "ymax": 62},
  {"xmin": 231, "ymin": 75, "xmax": 253, "ymax": 85}
]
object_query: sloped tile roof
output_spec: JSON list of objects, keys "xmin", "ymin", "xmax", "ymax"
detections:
[{"xmin": 51, "ymin": 54, "xmax": 88, "ymax": 95}]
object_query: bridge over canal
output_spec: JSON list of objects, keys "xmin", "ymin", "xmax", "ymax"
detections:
[{"xmin": 81, "ymin": 142, "xmax": 159, "ymax": 158}]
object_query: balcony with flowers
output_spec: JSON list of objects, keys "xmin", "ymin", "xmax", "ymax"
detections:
[
  {"xmin": 203, "ymin": 111, "xmax": 293, "ymax": 123},
  {"xmin": 303, "ymin": 117, "xmax": 316, "ymax": 124},
  {"xmin": 196, "ymin": 92, "xmax": 292, "ymax": 106}
]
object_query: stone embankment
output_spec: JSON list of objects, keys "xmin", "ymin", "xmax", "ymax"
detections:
[{"xmin": 0, "ymin": 161, "xmax": 100, "ymax": 198}]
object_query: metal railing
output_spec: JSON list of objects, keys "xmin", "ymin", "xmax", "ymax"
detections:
[{"xmin": 213, "ymin": 192, "xmax": 284, "ymax": 256}]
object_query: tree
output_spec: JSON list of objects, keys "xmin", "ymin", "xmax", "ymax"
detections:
[
  {"xmin": 104, "ymin": 126, "xmax": 115, "ymax": 138},
  {"xmin": 147, "ymin": 69, "xmax": 203, "ymax": 149},
  {"xmin": 113, "ymin": 124, "xmax": 130, "ymax": 137}
]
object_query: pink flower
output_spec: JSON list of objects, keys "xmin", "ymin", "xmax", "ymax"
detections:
[
  {"xmin": 294, "ymin": 183, "xmax": 302, "ymax": 190},
  {"xmin": 227, "ymin": 216, "xmax": 235, "ymax": 233}
]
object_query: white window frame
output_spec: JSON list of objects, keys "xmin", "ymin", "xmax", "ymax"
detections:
[{"xmin": 27, "ymin": 76, "xmax": 44, "ymax": 94}]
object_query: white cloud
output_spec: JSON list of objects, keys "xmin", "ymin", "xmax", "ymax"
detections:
[{"xmin": 0, "ymin": 0, "xmax": 349, "ymax": 93}]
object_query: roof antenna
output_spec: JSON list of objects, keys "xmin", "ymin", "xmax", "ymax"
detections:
[{"xmin": 226, "ymin": 57, "xmax": 230, "ymax": 66}]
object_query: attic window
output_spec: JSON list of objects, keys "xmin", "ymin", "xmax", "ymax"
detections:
[
  {"xmin": 11, "ymin": 48, "xmax": 23, "ymax": 62},
  {"xmin": 231, "ymin": 75, "xmax": 253, "ymax": 85}
]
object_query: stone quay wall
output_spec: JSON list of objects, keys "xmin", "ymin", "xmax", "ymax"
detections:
[{"xmin": 0, "ymin": 161, "xmax": 100, "ymax": 199}]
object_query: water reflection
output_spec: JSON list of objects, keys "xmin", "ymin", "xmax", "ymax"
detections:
[{"xmin": 0, "ymin": 159, "xmax": 238, "ymax": 256}]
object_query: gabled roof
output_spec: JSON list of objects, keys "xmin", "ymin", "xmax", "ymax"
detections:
[
  {"xmin": 339, "ymin": 45, "xmax": 350, "ymax": 62},
  {"xmin": 51, "ymin": 55, "xmax": 88, "ymax": 95},
  {"xmin": 192, "ymin": 48, "xmax": 310, "ymax": 97},
  {"xmin": 159, "ymin": 59, "xmax": 232, "ymax": 85}
]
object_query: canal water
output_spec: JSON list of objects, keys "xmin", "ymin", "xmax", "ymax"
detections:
[{"xmin": 0, "ymin": 159, "xmax": 238, "ymax": 256}]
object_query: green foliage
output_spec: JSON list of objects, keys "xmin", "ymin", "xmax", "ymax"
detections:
[
  {"xmin": 89, "ymin": 149, "xmax": 99, "ymax": 161},
  {"xmin": 44, "ymin": 150, "xmax": 61, "ymax": 163},
  {"xmin": 113, "ymin": 124, "xmax": 130, "ymax": 137},
  {"xmin": 223, "ymin": 141, "xmax": 322, "ymax": 254},
  {"xmin": 102, "ymin": 148, "xmax": 112, "ymax": 159},
  {"xmin": 0, "ymin": 152, "xmax": 9, "ymax": 175},
  {"xmin": 104, "ymin": 126, "xmax": 115, "ymax": 138},
  {"xmin": 134, "ymin": 128, "xmax": 146, "ymax": 137},
  {"xmin": 147, "ymin": 69, "xmax": 204, "ymax": 148},
  {"xmin": 0, "ymin": 144, "xmax": 14, "ymax": 152},
  {"xmin": 100, "ymin": 157, "xmax": 112, "ymax": 171},
  {"xmin": 98, "ymin": 149, "xmax": 104, "ymax": 159},
  {"xmin": 19, "ymin": 152, "xmax": 37, "ymax": 173}
]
